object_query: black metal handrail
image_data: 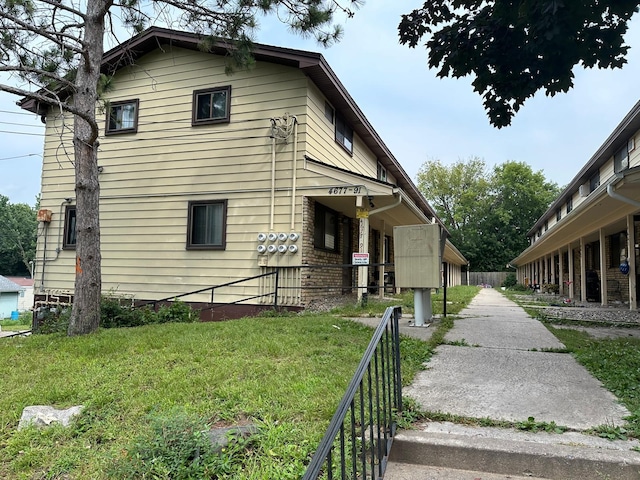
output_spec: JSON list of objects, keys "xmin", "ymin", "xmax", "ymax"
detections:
[
  {"xmin": 302, "ymin": 306, "xmax": 403, "ymax": 480},
  {"xmin": 137, "ymin": 270, "xmax": 279, "ymax": 310}
]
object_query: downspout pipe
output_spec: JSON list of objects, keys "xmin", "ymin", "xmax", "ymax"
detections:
[
  {"xmin": 607, "ymin": 183, "xmax": 640, "ymax": 208},
  {"xmin": 368, "ymin": 190, "xmax": 402, "ymax": 216},
  {"xmin": 290, "ymin": 116, "xmax": 298, "ymax": 231},
  {"xmin": 269, "ymin": 132, "xmax": 276, "ymax": 231}
]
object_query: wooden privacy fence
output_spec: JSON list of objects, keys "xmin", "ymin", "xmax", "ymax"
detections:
[{"xmin": 466, "ymin": 272, "xmax": 509, "ymax": 287}]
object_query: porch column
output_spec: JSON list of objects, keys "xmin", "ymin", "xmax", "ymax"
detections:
[
  {"xmin": 580, "ymin": 237, "xmax": 587, "ymax": 302},
  {"xmin": 546, "ymin": 254, "xmax": 551, "ymax": 284},
  {"xmin": 356, "ymin": 197, "xmax": 369, "ymax": 304},
  {"xmin": 378, "ymin": 223, "xmax": 385, "ymax": 299},
  {"xmin": 568, "ymin": 243, "xmax": 575, "ymax": 300},
  {"xmin": 628, "ymin": 214, "xmax": 637, "ymax": 310},
  {"xmin": 539, "ymin": 258, "xmax": 544, "ymax": 285},
  {"xmin": 558, "ymin": 249, "xmax": 564, "ymax": 296},
  {"xmin": 599, "ymin": 228, "xmax": 608, "ymax": 306},
  {"xmin": 550, "ymin": 254, "xmax": 556, "ymax": 288}
]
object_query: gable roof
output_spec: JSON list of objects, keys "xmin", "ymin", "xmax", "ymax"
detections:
[
  {"xmin": 20, "ymin": 26, "xmax": 445, "ymax": 235},
  {"xmin": 0, "ymin": 275, "xmax": 22, "ymax": 293}
]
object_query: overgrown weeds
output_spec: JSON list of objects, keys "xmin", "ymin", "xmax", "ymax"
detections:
[{"xmin": 34, "ymin": 296, "xmax": 196, "ymax": 334}]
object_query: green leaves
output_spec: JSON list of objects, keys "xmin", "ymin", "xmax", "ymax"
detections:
[
  {"xmin": 0, "ymin": 194, "xmax": 37, "ymax": 276},
  {"xmin": 416, "ymin": 158, "xmax": 560, "ymax": 271},
  {"xmin": 399, "ymin": 0, "xmax": 640, "ymax": 127}
]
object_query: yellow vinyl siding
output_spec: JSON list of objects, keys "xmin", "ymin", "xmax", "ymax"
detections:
[
  {"xmin": 630, "ymin": 131, "xmax": 640, "ymax": 168},
  {"xmin": 305, "ymin": 82, "xmax": 379, "ymax": 178},
  {"xmin": 35, "ymin": 46, "xmax": 309, "ymax": 303}
]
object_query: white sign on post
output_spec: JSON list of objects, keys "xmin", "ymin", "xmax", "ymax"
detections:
[{"xmin": 352, "ymin": 253, "xmax": 370, "ymax": 265}]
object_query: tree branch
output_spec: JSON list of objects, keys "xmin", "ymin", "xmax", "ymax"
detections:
[
  {"xmin": 0, "ymin": 10, "xmax": 85, "ymax": 54},
  {"xmin": 0, "ymin": 82, "xmax": 95, "ymax": 128},
  {"xmin": 36, "ymin": 0, "xmax": 86, "ymax": 20},
  {"xmin": 0, "ymin": 66, "xmax": 76, "ymax": 90}
]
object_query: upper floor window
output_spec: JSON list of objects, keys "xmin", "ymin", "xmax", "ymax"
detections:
[
  {"xmin": 314, "ymin": 203, "xmax": 340, "ymax": 253},
  {"xmin": 544, "ymin": 220, "xmax": 548, "ymax": 232},
  {"xmin": 324, "ymin": 101, "xmax": 334, "ymax": 123},
  {"xmin": 63, "ymin": 205, "xmax": 77, "ymax": 249},
  {"xmin": 335, "ymin": 113, "xmax": 353, "ymax": 154},
  {"xmin": 555, "ymin": 208, "xmax": 561, "ymax": 221},
  {"xmin": 566, "ymin": 196, "xmax": 573, "ymax": 214},
  {"xmin": 589, "ymin": 172, "xmax": 600, "ymax": 192},
  {"xmin": 192, "ymin": 86, "xmax": 231, "ymax": 125},
  {"xmin": 614, "ymin": 142, "xmax": 631, "ymax": 173},
  {"xmin": 186, "ymin": 200, "xmax": 227, "ymax": 249},
  {"xmin": 106, "ymin": 99, "xmax": 138, "ymax": 135},
  {"xmin": 377, "ymin": 162, "xmax": 387, "ymax": 182}
]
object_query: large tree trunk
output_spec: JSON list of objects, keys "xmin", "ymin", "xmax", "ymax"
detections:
[{"xmin": 67, "ymin": 0, "xmax": 107, "ymax": 336}]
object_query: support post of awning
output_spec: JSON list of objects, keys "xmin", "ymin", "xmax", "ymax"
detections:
[
  {"xmin": 599, "ymin": 228, "xmax": 608, "ymax": 306},
  {"xmin": 580, "ymin": 237, "xmax": 587, "ymax": 302},
  {"xmin": 356, "ymin": 196, "xmax": 369, "ymax": 305},
  {"xmin": 628, "ymin": 214, "xmax": 637, "ymax": 310}
]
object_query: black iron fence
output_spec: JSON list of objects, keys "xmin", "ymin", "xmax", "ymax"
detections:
[{"xmin": 302, "ymin": 305, "xmax": 403, "ymax": 480}]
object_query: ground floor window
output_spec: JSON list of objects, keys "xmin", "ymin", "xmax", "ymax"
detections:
[
  {"xmin": 63, "ymin": 205, "xmax": 76, "ymax": 249},
  {"xmin": 314, "ymin": 203, "xmax": 340, "ymax": 252},
  {"xmin": 186, "ymin": 200, "xmax": 227, "ymax": 249}
]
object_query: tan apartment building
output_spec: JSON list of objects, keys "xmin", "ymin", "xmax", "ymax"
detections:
[
  {"xmin": 22, "ymin": 27, "xmax": 467, "ymax": 318},
  {"xmin": 511, "ymin": 99, "xmax": 640, "ymax": 310}
]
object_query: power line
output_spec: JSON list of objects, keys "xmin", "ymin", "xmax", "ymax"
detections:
[
  {"xmin": 0, "ymin": 109, "xmax": 37, "ymax": 116},
  {"xmin": 0, "ymin": 153, "xmax": 41, "ymax": 162},
  {"xmin": 0, "ymin": 129, "xmax": 43, "ymax": 136},
  {"xmin": 0, "ymin": 120, "xmax": 43, "ymax": 128}
]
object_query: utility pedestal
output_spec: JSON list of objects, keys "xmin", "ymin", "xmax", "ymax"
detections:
[{"xmin": 394, "ymin": 224, "xmax": 444, "ymax": 327}]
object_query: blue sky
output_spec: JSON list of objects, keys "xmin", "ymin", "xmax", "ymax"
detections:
[{"xmin": 2, "ymin": 3, "xmax": 640, "ymax": 206}]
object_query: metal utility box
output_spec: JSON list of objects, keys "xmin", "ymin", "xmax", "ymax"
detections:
[{"xmin": 393, "ymin": 224, "xmax": 442, "ymax": 288}]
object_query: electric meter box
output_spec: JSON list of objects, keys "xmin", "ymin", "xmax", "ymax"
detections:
[{"xmin": 393, "ymin": 224, "xmax": 442, "ymax": 289}]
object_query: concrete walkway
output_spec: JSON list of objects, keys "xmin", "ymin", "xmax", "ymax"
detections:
[
  {"xmin": 385, "ymin": 287, "xmax": 640, "ymax": 479},
  {"xmin": 405, "ymin": 287, "xmax": 629, "ymax": 429}
]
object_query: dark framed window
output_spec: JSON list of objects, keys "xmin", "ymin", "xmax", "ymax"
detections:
[
  {"xmin": 335, "ymin": 113, "xmax": 353, "ymax": 154},
  {"xmin": 555, "ymin": 208, "xmax": 561, "ymax": 221},
  {"xmin": 614, "ymin": 143, "xmax": 630, "ymax": 173},
  {"xmin": 589, "ymin": 172, "xmax": 600, "ymax": 192},
  {"xmin": 192, "ymin": 86, "xmax": 231, "ymax": 125},
  {"xmin": 566, "ymin": 196, "xmax": 573, "ymax": 214},
  {"xmin": 186, "ymin": 200, "xmax": 227, "ymax": 249},
  {"xmin": 63, "ymin": 205, "xmax": 77, "ymax": 249},
  {"xmin": 324, "ymin": 101, "xmax": 334, "ymax": 123},
  {"xmin": 314, "ymin": 203, "xmax": 340, "ymax": 252},
  {"xmin": 377, "ymin": 162, "xmax": 387, "ymax": 182},
  {"xmin": 544, "ymin": 220, "xmax": 548, "ymax": 232},
  {"xmin": 106, "ymin": 99, "xmax": 139, "ymax": 135},
  {"xmin": 609, "ymin": 231, "xmax": 626, "ymax": 267}
]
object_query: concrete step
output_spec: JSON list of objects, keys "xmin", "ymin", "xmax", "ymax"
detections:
[
  {"xmin": 385, "ymin": 423, "xmax": 640, "ymax": 480},
  {"xmin": 385, "ymin": 463, "xmax": 545, "ymax": 479}
]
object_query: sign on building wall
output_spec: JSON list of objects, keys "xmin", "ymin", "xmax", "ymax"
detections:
[{"xmin": 352, "ymin": 253, "xmax": 370, "ymax": 265}]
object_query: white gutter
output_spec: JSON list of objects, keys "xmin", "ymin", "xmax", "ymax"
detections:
[
  {"xmin": 369, "ymin": 190, "xmax": 402, "ymax": 216},
  {"xmin": 607, "ymin": 183, "xmax": 640, "ymax": 208}
]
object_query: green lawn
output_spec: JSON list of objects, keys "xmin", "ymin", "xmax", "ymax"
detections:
[{"xmin": 0, "ymin": 286, "xmax": 478, "ymax": 479}]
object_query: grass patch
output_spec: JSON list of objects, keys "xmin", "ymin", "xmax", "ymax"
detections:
[
  {"xmin": 407, "ymin": 410, "xmax": 569, "ymax": 434},
  {"xmin": 0, "ymin": 313, "xmax": 32, "ymax": 332},
  {"xmin": 547, "ymin": 325, "xmax": 640, "ymax": 437},
  {"xmin": 0, "ymin": 318, "xmax": 368, "ymax": 478},
  {"xmin": 0, "ymin": 311, "xmax": 438, "ymax": 479},
  {"xmin": 329, "ymin": 285, "xmax": 480, "ymax": 318}
]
